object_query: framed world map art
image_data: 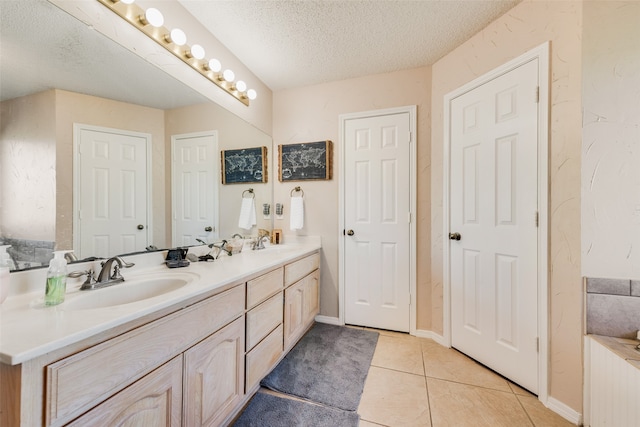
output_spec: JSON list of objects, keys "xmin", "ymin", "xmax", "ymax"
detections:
[
  {"xmin": 278, "ymin": 140, "xmax": 332, "ymax": 181},
  {"xmin": 221, "ymin": 146, "xmax": 268, "ymax": 184}
]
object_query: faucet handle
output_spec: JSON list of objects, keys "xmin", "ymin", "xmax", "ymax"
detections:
[
  {"xmin": 69, "ymin": 269, "xmax": 97, "ymax": 290},
  {"xmin": 116, "ymin": 257, "xmax": 135, "ymax": 269}
]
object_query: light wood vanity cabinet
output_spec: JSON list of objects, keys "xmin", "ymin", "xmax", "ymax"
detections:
[
  {"xmin": 2, "ymin": 248, "xmax": 321, "ymax": 427},
  {"xmin": 45, "ymin": 285, "xmax": 245, "ymax": 426}
]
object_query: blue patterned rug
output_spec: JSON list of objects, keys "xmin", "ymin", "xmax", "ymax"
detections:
[{"xmin": 260, "ymin": 323, "xmax": 379, "ymax": 411}]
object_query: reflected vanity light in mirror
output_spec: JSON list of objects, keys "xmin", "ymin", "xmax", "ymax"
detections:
[{"xmin": 96, "ymin": 0, "xmax": 257, "ymax": 105}]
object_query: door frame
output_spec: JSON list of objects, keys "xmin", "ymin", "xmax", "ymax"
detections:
[
  {"xmin": 338, "ymin": 105, "xmax": 417, "ymax": 335},
  {"xmin": 442, "ymin": 42, "xmax": 550, "ymax": 402},
  {"xmin": 72, "ymin": 123, "xmax": 153, "ymax": 256},
  {"xmin": 170, "ymin": 130, "xmax": 220, "ymax": 246}
]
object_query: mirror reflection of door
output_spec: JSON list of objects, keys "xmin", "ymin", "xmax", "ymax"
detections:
[
  {"xmin": 171, "ymin": 131, "xmax": 219, "ymax": 247},
  {"xmin": 74, "ymin": 124, "xmax": 151, "ymax": 259}
]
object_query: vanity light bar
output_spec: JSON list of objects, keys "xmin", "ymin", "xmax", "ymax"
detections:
[{"xmin": 97, "ymin": 0, "xmax": 256, "ymax": 106}]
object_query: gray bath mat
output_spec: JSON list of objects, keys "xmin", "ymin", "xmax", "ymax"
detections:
[
  {"xmin": 260, "ymin": 323, "xmax": 379, "ymax": 411},
  {"xmin": 232, "ymin": 392, "xmax": 359, "ymax": 427}
]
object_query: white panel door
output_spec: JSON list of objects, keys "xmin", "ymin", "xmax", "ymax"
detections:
[
  {"xmin": 450, "ymin": 59, "xmax": 539, "ymax": 392},
  {"xmin": 171, "ymin": 132, "xmax": 218, "ymax": 246},
  {"xmin": 77, "ymin": 127, "xmax": 149, "ymax": 259},
  {"xmin": 344, "ymin": 112, "xmax": 411, "ymax": 332}
]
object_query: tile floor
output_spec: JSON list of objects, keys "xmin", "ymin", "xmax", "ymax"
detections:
[{"xmin": 355, "ymin": 327, "xmax": 576, "ymax": 427}]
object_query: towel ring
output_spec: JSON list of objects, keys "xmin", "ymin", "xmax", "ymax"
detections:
[
  {"xmin": 290, "ymin": 186, "xmax": 304, "ymax": 197},
  {"xmin": 242, "ymin": 188, "xmax": 255, "ymax": 199}
]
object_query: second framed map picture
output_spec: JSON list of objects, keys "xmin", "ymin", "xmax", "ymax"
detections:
[
  {"xmin": 278, "ymin": 140, "xmax": 332, "ymax": 181},
  {"xmin": 221, "ymin": 146, "xmax": 268, "ymax": 184}
]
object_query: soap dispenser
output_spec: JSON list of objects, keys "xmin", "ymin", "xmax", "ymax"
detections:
[
  {"xmin": 0, "ymin": 245, "xmax": 11, "ymax": 304},
  {"xmin": 45, "ymin": 250, "xmax": 71, "ymax": 306}
]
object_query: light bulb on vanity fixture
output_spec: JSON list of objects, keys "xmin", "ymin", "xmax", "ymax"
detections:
[
  {"xmin": 206, "ymin": 58, "xmax": 222, "ymax": 73},
  {"xmin": 96, "ymin": 0, "xmax": 256, "ymax": 105},
  {"xmin": 164, "ymin": 28, "xmax": 187, "ymax": 46},
  {"xmin": 186, "ymin": 44, "xmax": 205, "ymax": 60},
  {"xmin": 235, "ymin": 80, "xmax": 247, "ymax": 92},
  {"xmin": 139, "ymin": 8, "xmax": 163, "ymax": 27},
  {"xmin": 223, "ymin": 69, "xmax": 235, "ymax": 83}
]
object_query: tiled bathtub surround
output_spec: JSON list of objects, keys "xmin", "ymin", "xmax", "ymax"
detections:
[
  {"xmin": 585, "ymin": 277, "xmax": 640, "ymax": 339},
  {"xmin": 0, "ymin": 238, "xmax": 54, "ymax": 270}
]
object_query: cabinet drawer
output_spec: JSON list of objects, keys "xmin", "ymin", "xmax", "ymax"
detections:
[
  {"xmin": 246, "ymin": 267, "xmax": 283, "ymax": 308},
  {"xmin": 246, "ymin": 292, "xmax": 283, "ymax": 351},
  {"xmin": 284, "ymin": 252, "xmax": 320, "ymax": 287},
  {"xmin": 45, "ymin": 285, "xmax": 244, "ymax": 426},
  {"xmin": 245, "ymin": 324, "xmax": 283, "ymax": 392}
]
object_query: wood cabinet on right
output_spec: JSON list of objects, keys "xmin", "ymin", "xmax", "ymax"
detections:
[{"xmin": 284, "ymin": 269, "xmax": 319, "ymax": 350}]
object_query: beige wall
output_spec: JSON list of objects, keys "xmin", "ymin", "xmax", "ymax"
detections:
[
  {"xmin": 581, "ymin": 1, "xmax": 640, "ymax": 280},
  {"xmin": 273, "ymin": 67, "xmax": 431, "ymax": 327},
  {"xmin": 0, "ymin": 91, "xmax": 57, "ymax": 241},
  {"xmin": 54, "ymin": 90, "xmax": 166, "ymax": 250},
  {"xmin": 431, "ymin": 0, "xmax": 583, "ymax": 413}
]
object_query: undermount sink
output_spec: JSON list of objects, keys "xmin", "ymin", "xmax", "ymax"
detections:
[{"xmin": 64, "ymin": 273, "xmax": 198, "ymax": 310}]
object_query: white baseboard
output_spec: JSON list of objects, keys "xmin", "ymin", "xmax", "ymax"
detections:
[
  {"xmin": 545, "ymin": 396, "xmax": 582, "ymax": 426},
  {"xmin": 315, "ymin": 315, "xmax": 341, "ymax": 325},
  {"xmin": 414, "ymin": 329, "xmax": 449, "ymax": 347}
]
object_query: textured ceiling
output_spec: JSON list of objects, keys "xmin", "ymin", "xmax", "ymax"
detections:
[
  {"xmin": 178, "ymin": 0, "xmax": 521, "ymax": 91},
  {"xmin": 0, "ymin": 0, "xmax": 208, "ymax": 108},
  {"xmin": 1, "ymin": 0, "xmax": 520, "ymax": 108}
]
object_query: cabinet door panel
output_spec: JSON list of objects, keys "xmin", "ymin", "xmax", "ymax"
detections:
[
  {"xmin": 66, "ymin": 356, "xmax": 182, "ymax": 427},
  {"xmin": 183, "ymin": 317, "xmax": 245, "ymax": 427},
  {"xmin": 304, "ymin": 270, "xmax": 320, "ymax": 325},
  {"xmin": 284, "ymin": 280, "xmax": 305, "ymax": 350}
]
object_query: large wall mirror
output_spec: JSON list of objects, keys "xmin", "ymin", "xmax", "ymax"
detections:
[{"xmin": 0, "ymin": 0, "xmax": 273, "ymax": 270}]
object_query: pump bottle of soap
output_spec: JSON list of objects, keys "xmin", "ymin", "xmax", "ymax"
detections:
[
  {"xmin": 0, "ymin": 245, "xmax": 11, "ymax": 304},
  {"xmin": 45, "ymin": 250, "xmax": 70, "ymax": 306}
]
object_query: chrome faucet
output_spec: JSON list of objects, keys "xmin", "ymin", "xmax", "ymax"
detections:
[
  {"xmin": 252, "ymin": 235, "xmax": 270, "ymax": 250},
  {"xmin": 70, "ymin": 256, "xmax": 135, "ymax": 290}
]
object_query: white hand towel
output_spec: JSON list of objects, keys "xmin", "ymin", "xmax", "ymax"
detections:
[
  {"xmin": 290, "ymin": 197, "xmax": 304, "ymax": 230},
  {"xmin": 238, "ymin": 197, "xmax": 256, "ymax": 230}
]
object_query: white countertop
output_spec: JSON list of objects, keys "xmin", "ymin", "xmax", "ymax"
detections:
[{"xmin": 0, "ymin": 237, "xmax": 321, "ymax": 365}]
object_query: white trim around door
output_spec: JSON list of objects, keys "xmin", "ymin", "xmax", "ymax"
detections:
[
  {"xmin": 338, "ymin": 105, "xmax": 417, "ymax": 335},
  {"xmin": 442, "ymin": 42, "xmax": 549, "ymax": 403},
  {"xmin": 72, "ymin": 123, "xmax": 153, "ymax": 258}
]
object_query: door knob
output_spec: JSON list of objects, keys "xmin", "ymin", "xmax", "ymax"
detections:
[
  {"xmin": 346, "ymin": 229, "xmax": 355, "ymax": 236},
  {"xmin": 137, "ymin": 224, "xmax": 144, "ymax": 230},
  {"xmin": 449, "ymin": 232, "xmax": 461, "ymax": 241},
  {"xmin": 204, "ymin": 226, "xmax": 213, "ymax": 232}
]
